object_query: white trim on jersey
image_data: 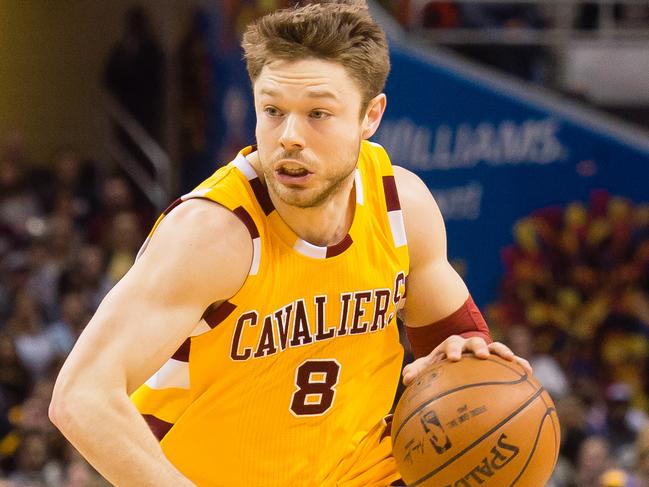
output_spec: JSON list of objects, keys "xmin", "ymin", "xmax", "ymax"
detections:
[
  {"xmin": 293, "ymin": 239, "xmax": 328, "ymax": 259},
  {"xmin": 388, "ymin": 209, "xmax": 408, "ymax": 248},
  {"xmin": 145, "ymin": 359, "xmax": 190, "ymax": 390}
]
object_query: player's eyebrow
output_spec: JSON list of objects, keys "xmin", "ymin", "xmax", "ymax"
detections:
[
  {"xmin": 304, "ymin": 89, "xmax": 339, "ymax": 101},
  {"xmin": 259, "ymin": 87, "xmax": 340, "ymax": 102}
]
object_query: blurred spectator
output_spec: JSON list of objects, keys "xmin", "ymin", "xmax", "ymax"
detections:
[
  {"xmin": 177, "ymin": 8, "xmax": 217, "ymax": 190},
  {"xmin": 453, "ymin": 2, "xmax": 549, "ymax": 83},
  {"xmin": 58, "ymin": 245, "xmax": 111, "ymax": 311},
  {"xmin": 5, "ymin": 292, "xmax": 57, "ymax": 380},
  {"xmin": 25, "ymin": 217, "xmax": 82, "ymax": 321},
  {"xmin": 506, "ymin": 324, "xmax": 569, "ymax": 400},
  {"xmin": 0, "ymin": 254, "xmax": 31, "ymax": 322},
  {"xmin": 0, "ymin": 334, "xmax": 31, "ymax": 426},
  {"xmin": 6, "ymin": 430, "xmax": 62, "ymax": 487},
  {"xmin": 105, "ymin": 211, "xmax": 144, "ymax": 284},
  {"xmin": 34, "ymin": 149, "xmax": 98, "ymax": 228},
  {"xmin": 46, "ymin": 293, "xmax": 90, "ymax": 358},
  {"xmin": 588, "ymin": 383, "xmax": 648, "ymax": 466},
  {"xmin": 104, "ymin": 6, "xmax": 165, "ymax": 142},
  {"xmin": 634, "ymin": 426, "xmax": 649, "ymax": 487},
  {"xmin": 557, "ymin": 393, "xmax": 589, "ymax": 466},
  {"xmin": 86, "ymin": 176, "xmax": 150, "ymax": 247},
  {"xmin": 0, "ymin": 159, "xmax": 43, "ymax": 247},
  {"xmin": 574, "ymin": 2, "xmax": 649, "ymax": 30},
  {"xmin": 600, "ymin": 468, "xmax": 638, "ymax": 487},
  {"xmin": 421, "ymin": 1, "xmax": 459, "ymax": 29},
  {"xmin": 573, "ymin": 436, "xmax": 615, "ymax": 487}
]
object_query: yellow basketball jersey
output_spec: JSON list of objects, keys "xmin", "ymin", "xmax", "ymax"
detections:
[{"xmin": 131, "ymin": 141, "xmax": 410, "ymax": 486}]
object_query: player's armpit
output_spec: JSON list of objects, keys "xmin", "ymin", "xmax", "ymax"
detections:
[{"xmin": 405, "ymin": 296, "xmax": 493, "ymax": 359}]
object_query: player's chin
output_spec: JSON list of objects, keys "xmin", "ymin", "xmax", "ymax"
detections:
[{"xmin": 280, "ymin": 187, "xmax": 331, "ymax": 209}]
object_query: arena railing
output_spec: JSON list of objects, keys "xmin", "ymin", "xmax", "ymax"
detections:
[
  {"xmin": 98, "ymin": 92, "xmax": 173, "ymax": 214},
  {"xmin": 407, "ymin": 0, "xmax": 649, "ymax": 46}
]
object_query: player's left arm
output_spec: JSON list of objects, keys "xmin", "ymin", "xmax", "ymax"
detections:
[{"xmin": 392, "ymin": 166, "xmax": 531, "ymax": 385}]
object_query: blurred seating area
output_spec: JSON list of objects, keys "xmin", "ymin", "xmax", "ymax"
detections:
[
  {"xmin": 377, "ymin": 0, "xmax": 649, "ymax": 129},
  {"xmin": 0, "ymin": 132, "xmax": 153, "ymax": 486},
  {"xmin": 488, "ymin": 191, "xmax": 649, "ymax": 486}
]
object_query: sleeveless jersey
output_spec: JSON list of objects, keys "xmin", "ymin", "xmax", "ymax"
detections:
[{"xmin": 131, "ymin": 141, "xmax": 410, "ymax": 486}]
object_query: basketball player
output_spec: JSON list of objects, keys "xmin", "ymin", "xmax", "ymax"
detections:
[{"xmin": 50, "ymin": 2, "xmax": 531, "ymax": 485}]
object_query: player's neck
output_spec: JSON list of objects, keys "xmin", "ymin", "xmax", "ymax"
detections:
[
  {"xmin": 246, "ymin": 150, "xmax": 356, "ymax": 246},
  {"xmin": 272, "ymin": 175, "xmax": 356, "ymax": 247}
]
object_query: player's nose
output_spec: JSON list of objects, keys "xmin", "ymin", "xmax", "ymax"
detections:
[{"xmin": 279, "ymin": 115, "xmax": 305, "ymax": 151}]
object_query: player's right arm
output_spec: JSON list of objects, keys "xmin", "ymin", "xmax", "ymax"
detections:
[{"xmin": 49, "ymin": 199, "xmax": 253, "ymax": 486}]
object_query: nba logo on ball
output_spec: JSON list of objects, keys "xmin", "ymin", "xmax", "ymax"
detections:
[{"xmin": 392, "ymin": 355, "xmax": 560, "ymax": 486}]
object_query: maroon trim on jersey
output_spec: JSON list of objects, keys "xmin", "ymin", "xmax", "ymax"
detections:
[
  {"xmin": 202, "ymin": 300, "xmax": 237, "ymax": 329},
  {"xmin": 162, "ymin": 197, "xmax": 183, "ymax": 215},
  {"xmin": 326, "ymin": 234, "xmax": 353, "ymax": 258},
  {"xmin": 405, "ymin": 296, "xmax": 492, "ymax": 359},
  {"xmin": 171, "ymin": 338, "xmax": 191, "ymax": 362},
  {"xmin": 233, "ymin": 206, "xmax": 260, "ymax": 239},
  {"xmin": 249, "ymin": 177, "xmax": 275, "ymax": 215},
  {"xmin": 143, "ymin": 414, "xmax": 174, "ymax": 442},
  {"xmin": 382, "ymin": 175, "xmax": 401, "ymax": 212},
  {"xmin": 380, "ymin": 414, "xmax": 393, "ymax": 441}
]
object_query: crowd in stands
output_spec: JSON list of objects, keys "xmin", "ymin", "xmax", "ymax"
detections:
[
  {"xmin": 0, "ymin": 132, "xmax": 153, "ymax": 486},
  {"xmin": 490, "ymin": 191, "xmax": 649, "ymax": 486},
  {"xmin": 377, "ymin": 0, "xmax": 649, "ymax": 88}
]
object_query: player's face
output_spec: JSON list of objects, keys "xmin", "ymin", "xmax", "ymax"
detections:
[{"xmin": 253, "ymin": 58, "xmax": 367, "ymax": 208}]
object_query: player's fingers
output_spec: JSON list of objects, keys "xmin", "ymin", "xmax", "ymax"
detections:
[
  {"xmin": 487, "ymin": 342, "xmax": 515, "ymax": 360},
  {"xmin": 463, "ymin": 336, "xmax": 490, "ymax": 358},
  {"xmin": 402, "ymin": 356, "xmax": 430, "ymax": 385},
  {"xmin": 402, "ymin": 353, "xmax": 440, "ymax": 386},
  {"xmin": 515, "ymin": 356, "xmax": 533, "ymax": 375},
  {"xmin": 440, "ymin": 334, "xmax": 466, "ymax": 361}
]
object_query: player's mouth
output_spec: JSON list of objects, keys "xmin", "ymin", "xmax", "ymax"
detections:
[{"xmin": 274, "ymin": 161, "xmax": 313, "ymax": 185}]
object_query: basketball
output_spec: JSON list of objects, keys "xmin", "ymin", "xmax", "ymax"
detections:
[{"xmin": 392, "ymin": 354, "xmax": 560, "ymax": 486}]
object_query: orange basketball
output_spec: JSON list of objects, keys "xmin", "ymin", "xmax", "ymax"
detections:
[{"xmin": 392, "ymin": 354, "xmax": 560, "ymax": 486}]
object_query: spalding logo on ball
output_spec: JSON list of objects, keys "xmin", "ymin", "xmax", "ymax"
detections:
[{"xmin": 392, "ymin": 354, "xmax": 560, "ymax": 487}]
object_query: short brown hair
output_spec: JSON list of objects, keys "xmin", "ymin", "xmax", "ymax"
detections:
[{"xmin": 242, "ymin": 1, "xmax": 390, "ymax": 109}]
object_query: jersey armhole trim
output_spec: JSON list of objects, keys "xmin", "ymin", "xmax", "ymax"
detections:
[{"xmin": 381, "ymin": 175, "xmax": 407, "ymax": 248}]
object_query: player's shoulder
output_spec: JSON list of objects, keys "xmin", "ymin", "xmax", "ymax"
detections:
[
  {"xmin": 144, "ymin": 198, "xmax": 253, "ymax": 273},
  {"xmin": 392, "ymin": 165, "xmax": 446, "ymax": 257},
  {"xmin": 392, "ymin": 165, "xmax": 436, "ymax": 208},
  {"xmin": 134, "ymin": 198, "xmax": 253, "ymax": 300},
  {"xmin": 160, "ymin": 198, "xmax": 249, "ymax": 237}
]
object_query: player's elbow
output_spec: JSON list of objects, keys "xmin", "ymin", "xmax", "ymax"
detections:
[
  {"xmin": 49, "ymin": 374, "xmax": 78, "ymax": 434},
  {"xmin": 49, "ymin": 369, "xmax": 96, "ymax": 437},
  {"xmin": 48, "ymin": 390, "xmax": 67, "ymax": 432}
]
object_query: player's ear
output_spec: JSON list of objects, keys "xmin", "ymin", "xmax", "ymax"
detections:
[{"xmin": 361, "ymin": 93, "xmax": 387, "ymax": 140}]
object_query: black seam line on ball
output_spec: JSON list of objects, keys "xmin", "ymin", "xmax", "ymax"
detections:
[
  {"xmin": 508, "ymin": 406, "xmax": 556, "ymax": 487},
  {"xmin": 408, "ymin": 386, "xmax": 545, "ymax": 487},
  {"xmin": 393, "ymin": 372, "xmax": 529, "ymax": 443}
]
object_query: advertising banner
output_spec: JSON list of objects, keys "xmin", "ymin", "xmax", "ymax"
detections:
[{"xmin": 376, "ymin": 43, "xmax": 649, "ymax": 305}]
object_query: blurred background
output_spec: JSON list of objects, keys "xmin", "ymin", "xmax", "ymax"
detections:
[{"xmin": 1, "ymin": 1, "xmax": 649, "ymax": 486}]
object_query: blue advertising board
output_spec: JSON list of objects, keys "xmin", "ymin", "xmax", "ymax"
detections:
[{"xmin": 375, "ymin": 42, "xmax": 649, "ymax": 306}]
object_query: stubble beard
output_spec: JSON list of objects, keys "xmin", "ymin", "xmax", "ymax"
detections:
[{"xmin": 263, "ymin": 143, "xmax": 360, "ymax": 209}]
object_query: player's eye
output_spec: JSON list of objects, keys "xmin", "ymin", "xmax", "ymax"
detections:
[
  {"xmin": 264, "ymin": 106, "xmax": 282, "ymax": 117},
  {"xmin": 309, "ymin": 110, "xmax": 330, "ymax": 120}
]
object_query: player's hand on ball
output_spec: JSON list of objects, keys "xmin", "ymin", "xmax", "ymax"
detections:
[{"xmin": 402, "ymin": 335, "xmax": 532, "ymax": 386}]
